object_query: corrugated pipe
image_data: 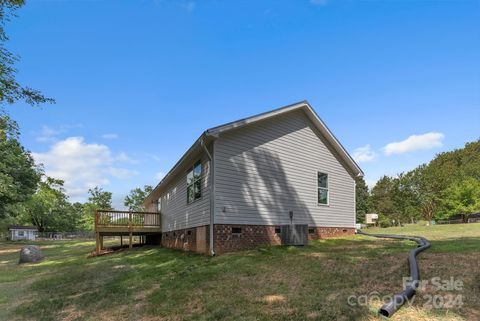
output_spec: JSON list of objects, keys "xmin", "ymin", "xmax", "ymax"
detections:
[{"xmin": 356, "ymin": 230, "xmax": 431, "ymax": 318}]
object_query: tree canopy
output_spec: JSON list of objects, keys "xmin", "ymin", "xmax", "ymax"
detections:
[
  {"xmin": 366, "ymin": 139, "xmax": 480, "ymax": 226},
  {"xmin": 0, "ymin": 0, "xmax": 54, "ymax": 108},
  {"xmin": 87, "ymin": 186, "xmax": 113, "ymax": 210},
  {"xmin": 0, "ymin": 115, "xmax": 40, "ymax": 218},
  {"xmin": 124, "ymin": 185, "xmax": 153, "ymax": 211}
]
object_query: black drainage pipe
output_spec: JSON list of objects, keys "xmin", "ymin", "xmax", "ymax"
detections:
[{"xmin": 356, "ymin": 230, "xmax": 431, "ymax": 318}]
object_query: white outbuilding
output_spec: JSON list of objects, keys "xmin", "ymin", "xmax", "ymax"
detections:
[{"xmin": 8, "ymin": 225, "xmax": 38, "ymax": 241}]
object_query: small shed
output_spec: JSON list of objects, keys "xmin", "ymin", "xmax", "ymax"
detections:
[
  {"xmin": 365, "ymin": 213, "xmax": 379, "ymax": 225},
  {"xmin": 8, "ymin": 225, "xmax": 38, "ymax": 241}
]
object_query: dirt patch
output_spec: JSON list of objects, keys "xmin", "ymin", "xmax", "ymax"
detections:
[
  {"xmin": 0, "ymin": 248, "xmax": 21, "ymax": 254},
  {"xmin": 60, "ymin": 306, "xmax": 84, "ymax": 321},
  {"xmin": 262, "ymin": 294, "xmax": 286, "ymax": 303}
]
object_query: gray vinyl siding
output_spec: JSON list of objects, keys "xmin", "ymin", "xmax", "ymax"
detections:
[
  {"xmin": 157, "ymin": 154, "xmax": 211, "ymax": 232},
  {"xmin": 214, "ymin": 109, "xmax": 356, "ymax": 228}
]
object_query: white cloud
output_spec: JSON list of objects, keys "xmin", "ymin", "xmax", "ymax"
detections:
[
  {"xmin": 352, "ymin": 144, "xmax": 377, "ymax": 163},
  {"xmin": 155, "ymin": 171, "xmax": 166, "ymax": 180},
  {"xmin": 35, "ymin": 124, "xmax": 82, "ymax": 143},
  {"xmin": 107, "ymin": 167, "xmax": 139, "ymax": 179},
  {"xmin": 116, "ymin": 152, "xmax": 138, "ymax": 164},
  {"xmin": 383, "ymin": 132, "xmax": 445, "ymax": 156},
  {"xmin": 36, "ymin": 125, "xmax": 60, "ymax": 143},
  {"xmin": 310, "ymin": 0, "xmax": 328, "ymax": 6},
  {"xmin": 32, "ymin": 137, "xmax": 135, "ymax": 202},
  {"xmin": 102, "ymin": 133, "xmax": 118, "ymax": 139}
]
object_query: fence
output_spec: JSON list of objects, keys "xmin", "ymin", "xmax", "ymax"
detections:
[
  {"xmin": 437, "ymin": 217, "xmax": 480, "ymax": 224},
  {"xmin": 35, "ymin": 231, "xmax": 95, "ymax": 240}
]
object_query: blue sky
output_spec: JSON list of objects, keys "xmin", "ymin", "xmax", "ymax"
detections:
[{"xmin": 6, "ymin": 0, "xmax": 480, "ymax": 208}]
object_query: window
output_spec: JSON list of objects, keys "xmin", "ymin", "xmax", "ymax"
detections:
[
  {"xmin": 275, "ymin": 227, "xmax": 281, "ymax": 234},
  {"xmin": 18, "ymin": 231, "xmax": 24, "ymax": 237},
  {"xmin": 308, "ymin": 228, "xmax": 315, "ymax": 234},
  {"xmin": 231, "ymin": 227, "xmax": 242, "ymax": 234},
  {"xmin": 157, "ymin": 197, "xmax": 162, "ymax": 212},
  {"xmin": 317, "ymin": 172, "xmax": 329, "ymax": 205},
  {"xmin": 187, "ymin": 161, "xmax": 202, "ymax": 204}
]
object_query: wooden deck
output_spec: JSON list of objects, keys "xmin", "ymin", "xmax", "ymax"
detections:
[{"xmin": 94, "ymin": 210, "xmax": 161, "ymax": 254}]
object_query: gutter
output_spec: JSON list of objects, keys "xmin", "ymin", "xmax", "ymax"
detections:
[
  {"xmin": 356, "ymin": 230, "xmax": 431, "ymax": 317},
  {"xmin": 200, "ymin": 136, "xmax": 215, "ymax": 256}
]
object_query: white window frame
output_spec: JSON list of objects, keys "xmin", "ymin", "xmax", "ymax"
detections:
[
  {"xmin": 157, "ymin": 197, "xmax": 162, "ymax": 212},
  {"xmin": 317, "ymin": 171, "xmax": 329, "ymax": 206},
  {"xmin": 187, "ymin": 160, "xmax": 202, "ymax": 204}
]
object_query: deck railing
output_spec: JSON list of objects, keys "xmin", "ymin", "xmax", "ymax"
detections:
[{"xmin": 95, "ymin": 210, "xmax": 161, "ymax": 228}]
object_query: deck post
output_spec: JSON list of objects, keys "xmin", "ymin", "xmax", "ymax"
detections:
[
  {"xmin": 95, "ymin": 210, "xmax": 100, "ymax": 254},
  {"xmin": 95, "ymin": 232, "xmax": 101, "ymax": 254},
  {"xmin": 120, "ymin": 235, "xmax": 123, "ymax": 247},
  {"xmin": 100, "ymin": 235, "xmax": 104, "ymax": 250},
  {"xmin": 129, "ymin": 212, "xmax": 133, "ymax": 249}
]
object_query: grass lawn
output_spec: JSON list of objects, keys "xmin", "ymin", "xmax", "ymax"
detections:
[{"xmin": 0, "ymin": 224, "xmax": 479, "ymax": 321}]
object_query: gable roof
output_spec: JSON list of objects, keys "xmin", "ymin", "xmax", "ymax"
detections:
[
  {"xmin": 8, "ymin": 225, "xmax": 38, "ymax": 231},
  {"xmin": 206, "ymin": 101, "xmax": 363, "ymax": 177},
  {"xmin": 146, "ymin": 100, "xmax": 363, "ymax": 202}
]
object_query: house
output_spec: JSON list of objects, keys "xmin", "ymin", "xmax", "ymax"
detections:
[
  {"xmin": 143, "ymin": 101, "xmax": 363, "ymax": 254},
  {"xmin": 8, "ymin": 225, "xmax": 38, "ymax": 241}
]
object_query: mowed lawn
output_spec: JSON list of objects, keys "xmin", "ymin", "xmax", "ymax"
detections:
[{"xmin": 0, "ymin": 224, "xmax": 479, "ymax": 321}]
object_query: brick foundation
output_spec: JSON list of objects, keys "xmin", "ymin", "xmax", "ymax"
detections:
[
  {"xmin": 161, "ymin": 225, "xmax": 209, "ymax": 254},
  {"xmin": 160, "ymin": 224, "xmax": 355, "ymax": 255},
  {"xmin": 307, "ymin": 226, "xmax": 355, "ymax": 241},
  {"xmin": 213, "ymin": 224, "xmax": 282, "ymax": 254}
]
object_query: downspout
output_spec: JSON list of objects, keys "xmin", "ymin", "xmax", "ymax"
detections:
[
  {"xmin": 353, "ymin": 179, "xmax": 357, "ymax": 228},
  {"xmin": 200, "ymin": 137, "xmax": 215, "ymax": 256}
]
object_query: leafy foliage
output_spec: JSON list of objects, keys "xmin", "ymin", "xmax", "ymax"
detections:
[
  {"xmin": 78, "ymin": 187, "xmax": 113, "ymax": 230},
  {"xmin": 20, "ymin": 177, "xmax": 82, "ymax": 232},
  {"xmin": 124, "ymin": 185, "xmax": 153, "ymax": 211},
  {"xmin": 355, "ymin": 177, "xmax": 371, "ymax": 223},
  {"xmin": 441, "ymin": 178, "xmax": 480, "ymax": 222},
  {"xmin": 0, "ymin": 0, "xmax": 54, "ymax": 108},
  {"xmin": 370, "ymin": 139, "xmax": 480, "ymax": 225},
  {"xmin": 87, "ymin": 186, "xmax": 113, "ymax": 210},
  {"xmin": 0, "ymin": 115, "xmax": 40, "ymax": 218}
]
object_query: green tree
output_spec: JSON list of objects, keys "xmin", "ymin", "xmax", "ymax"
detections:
[
  {"xmin": 366, "ymin": 140, "xmax": 480, "ymax": 226},
  {"xmin": 79, "ymin": 203, "xmax": 97, "ymax": 231},
  {"xmin": 80, "ymin": 187, "xmax": 113, "ymax": 230},
  {"xmin": 87, "ymin": 186, "xmax": 112, "ymax": 210},
  {"xmin": 0, "ymin": 115, "xmax": 40, "ymax": 218},
  {"xmin": 355, "ymin": 177, "xmax": 371, "ymax": 223},
  {"xmin": 21, "ymin": 177, "xmax": 70, "ymax": 232},
  {"xmin": 371, "ymin": 176, "xmax": 396, "ymax": 225},
  {"xmin": 391, "ymin": 172, "xmax": 421, "ymax": 224},
  {"xmin": 409, "ymin": 164, "xmax": 444, "ymax": 222},
  {"xmin": 0, "ymin": 1, "xmax": 54, "ymax": 108},
  {"xmin": 62, "ymin": 202, "xmax": 85, "ymax": 231},
  {"xmin": 124, "ymin": 185, "xmax": 153, "ymax": 211},
  {"xmin": 441, "ymin": 178, "xmax": 480, "ymax": 222}
]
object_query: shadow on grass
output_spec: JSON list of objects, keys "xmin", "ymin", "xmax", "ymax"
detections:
[{"xmin": 6, "ymin": 234, "xmax": 480, "ymax": 321}]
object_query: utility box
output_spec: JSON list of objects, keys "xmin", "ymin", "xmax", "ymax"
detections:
[{"xmin": 280, "ymin": 224, "xmax": 308, "ymax": 246}]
